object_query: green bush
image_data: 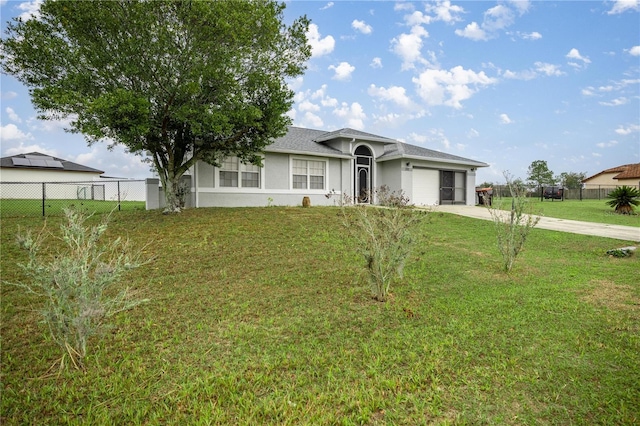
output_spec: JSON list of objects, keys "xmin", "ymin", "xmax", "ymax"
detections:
[
  {"xmin": 606, "ymin": 185, "xmax": 640, "ymax": 215},
  {"xmin": 8, "ymin": 208, "xmax": 149, "ymax": 370},
  {"xmin": 486, "ymin": 173, "xmax": 541, "ymax": 272},
  {"xmin": 341, "ymin": 186, "xmax": 428, "ymax": 301}
]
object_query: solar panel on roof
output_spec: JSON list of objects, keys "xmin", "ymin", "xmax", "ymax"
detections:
[
  {"xmin": 45, "ymin": 160, "xmax": 64, "ymax": 168},
  {"xmin": 11, "ymin": 158, "xmax": 31, "ymax": 166},
  {"xmin": 29, "ymin": 159, "xmax": 48, "ymax": 167},
  {"xmin": 25, "ymin": 154, "xmax": 54, "ymax": 160}
]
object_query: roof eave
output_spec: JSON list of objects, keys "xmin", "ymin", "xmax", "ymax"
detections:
[
  {"xmin": 377, "ymin": 154, "xmax": 489, "ymax": 168},
  {"xmin": 265, "ymin": 147, "xmax": 352, "ymax": 159}
]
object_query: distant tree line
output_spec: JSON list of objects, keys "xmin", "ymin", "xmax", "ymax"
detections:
[{"xmin": 478, "ymin": 160, "xmax": 586, "ymax": 191}]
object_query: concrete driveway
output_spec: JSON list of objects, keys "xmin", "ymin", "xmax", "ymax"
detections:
[{"xmin": 432, "ymin": 205, "xmax": 640, "ymax": 243}]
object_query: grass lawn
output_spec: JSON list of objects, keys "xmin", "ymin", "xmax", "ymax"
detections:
[
  {"xmin": 1, "ymin": 206, "xmax": 639, "ymax": 424},
  {"xmin": 490, "ymin": 197, "xmax": 640, "ymax": 227},
  {"xmin": 0, "ymin": 199, "xmax": 146, "ymax": 217}
]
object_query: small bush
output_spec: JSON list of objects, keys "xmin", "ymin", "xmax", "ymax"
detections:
[
  {"xmin": 486, "ymin": 173, "xmax": 540, "ymax": 272},
  {"xmin": 606, "ymin": 185, "xmax": 640, "ymax": 215},
  {"xmin": 9, "ymin": 208, "xmax": 149, "ymax": 370},
  {"xmin": 341, "ymin": 186, "xmax": 428, "ymax": 301}
]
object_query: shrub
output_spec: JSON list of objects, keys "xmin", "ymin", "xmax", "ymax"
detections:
[
  {"xmin": 341, "ymin": 186, "xmax": 428, "ymax": 302},
  {"xmin": 485, "ymin": 173, "xmax": 541, "ymax": 272},
  {"xmin": 9, "ymin": 208, "xmax": 149, "ymax": 370},
  {"xmin": 606, "ymin": 185, "xmax": 640, "ymax": 215}
]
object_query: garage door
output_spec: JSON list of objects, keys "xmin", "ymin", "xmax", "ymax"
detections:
[{"xmin": 412, "ymin": 168, "xmax": 439, "ymax": 206}]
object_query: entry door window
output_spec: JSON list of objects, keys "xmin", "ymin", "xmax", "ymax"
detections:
[{"xmin": 354, "ymin": 146, "xmax": 373, "ymax": 203}]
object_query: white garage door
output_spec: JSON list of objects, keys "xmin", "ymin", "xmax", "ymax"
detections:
[{"xmin": 412, "ymin": 168, "xmax": 439, "ymax": 206}]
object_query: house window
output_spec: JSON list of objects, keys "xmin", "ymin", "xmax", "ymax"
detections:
[
  {"xmin": 292, "ymin": 159, "xmax": 325, "ymax": 190},
  {"xmin": 219, "ymin": 156, "xmax": 260, "ymax": 188}
]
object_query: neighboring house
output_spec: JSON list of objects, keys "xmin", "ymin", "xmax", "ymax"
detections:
[
  {"xmin": 582, "ymin": 163, "xmax": 640, "ymax": 188},
  {"xmin": 184, "ymin": 126, "xmax": 489, "ymax": 208},
  {"xmin": 0, "ymin": 152, "xmax": 104, "ymax": 200}
]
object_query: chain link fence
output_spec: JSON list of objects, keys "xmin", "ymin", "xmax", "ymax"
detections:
[
  {"xmin": 0, "ymin": 180, "xmax": 146, "ymax": 217},
  {"xmin": 488, "ymin": 183, "xmax": 639, "ymax": 201}
]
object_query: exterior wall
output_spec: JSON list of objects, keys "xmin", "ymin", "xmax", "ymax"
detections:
[
  {"xmin": 0, "ymin": 168, "xmax": 101, "ymax": 182},
  {"xmin": 583, "ymin": 173, "xmax": 639, "ymax": 187},
  {"xmin": 190, "ymin": 153, "xmax": 351, "ymax": 208}
]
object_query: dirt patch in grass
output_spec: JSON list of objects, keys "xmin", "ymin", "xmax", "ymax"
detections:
[{"xmin": 580, "ymin": 280, "xmax": 640, "ymax": 313}]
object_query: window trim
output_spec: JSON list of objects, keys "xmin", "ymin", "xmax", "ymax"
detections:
[
  {"xmin": 290, "ymin": 156, "xmax": 328, "ymax": 191},
  {"xmin": 217, "ymin": 156, "xmax": 263, "ymax": 190}
]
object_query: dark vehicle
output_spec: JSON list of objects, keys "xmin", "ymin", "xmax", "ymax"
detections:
[{"xmin": 543, "ymin": 186, "xmax": 564, "ymax": 200}]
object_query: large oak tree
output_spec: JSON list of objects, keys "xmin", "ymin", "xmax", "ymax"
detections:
[{"xmin": 1, "ymin": 0, "xmax": 310, "ymax": 212}]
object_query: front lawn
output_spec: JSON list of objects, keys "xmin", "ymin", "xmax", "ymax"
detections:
[
  {"xmin": 1, "ymin": 207, "xmax": 638, "ymax": 424},
  {"xmin": 491, "ymin": 197, "xmax": 640, "ymax": 227}
]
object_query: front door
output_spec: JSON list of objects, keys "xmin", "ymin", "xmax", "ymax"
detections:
[{"xmin": 355, "ymin": 145, "xmax": 373, "ymax": 203}]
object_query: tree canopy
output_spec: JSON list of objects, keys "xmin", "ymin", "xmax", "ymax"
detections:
[
  {"xmin": 527, "ymin": 160, "xmax": 555, "ymax": 191},
  {"xmin": 1, "ymin": 0, "xmax": 311, "ymax": 212}
]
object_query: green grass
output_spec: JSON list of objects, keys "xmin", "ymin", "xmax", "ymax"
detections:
[
  {"xmin": 491, "ymin": 197, "xmax": 640, "ymax": 227},
  {"xmin": 2, "ymin": 207, "xmax": 639, "ymax": 424},
  {"xmin": 0, "ymin": 199, "xmax": 146, "ymax": 217}
]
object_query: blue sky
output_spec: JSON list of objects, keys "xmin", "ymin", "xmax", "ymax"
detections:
[{"xmin": 1, "ymin": 0, "xmax": 638, "ymax": 183}]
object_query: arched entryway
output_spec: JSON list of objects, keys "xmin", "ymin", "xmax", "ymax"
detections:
[{"xmin": 354, "ymin": 145, "xmax": 373, "ymax": 203}]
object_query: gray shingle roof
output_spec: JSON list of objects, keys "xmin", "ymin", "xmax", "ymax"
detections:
[
  {"xmin": 265, "ymin": 127, "xmax": 350, "ymax": 158},
  {"xmin": 267, "ymin": 126, "xmax": 488, "ymax": 167},
  {"xmin": 379, "ymin": 142, "xmax": 489, "ymax": 167},
  {"xmin": 0, "ymin": 152, "xmax": 105, "ymax": 174}
]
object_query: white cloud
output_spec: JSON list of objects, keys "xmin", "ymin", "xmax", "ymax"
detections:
[
  {"xmin": 599, "ymin": 97, "xmax": 628, "ymax": 106},
  {"xmin": 4, "ymin": 142, "xmax": 55, "ymax": 157},
  {"xmin": 368, "ymin": 84, "xmax": 415, "ymax": 109},
  {"xmin": 5, "ymin": 107, "xmax": 22, "ymax": 123},
  {"xmin": 502, "ymin": 68, "xmax": 537, "ymax": 80},
  {"xmin": 298, "ymin": 99, "xmax": 320, "ymax": 112},
  {"xmin": 607, "ymin": 0, "xmax": 639, "ymax": 14},
  {"xmin": 455, "ymin": 22, "xmax": 488, "ymax": 41},
  {"xmin": 467, "ymin": 128, "xmax": 480, "ymax": 138},
  {"xmin": 628, "ymin": 45, "xmax": 640, "ymax": 56},
  {"xmin": 521, "ymin": 31, "xmax": 542, "ymax": 40},
  {"xmin": 1, "ymin": 91, "xmax": 18, "ymax": 100},
  {"xmin": 306, "ymin": 24, "xmax": 335, "ymax": 58},
  {"xmin": 423, "ymin": 0, "xmax": 465, "ymax": 24},
  {"xmin": 455, "ymin": 1, "xmax": 530, "ymax": 41},
  {"xmin": 499, "ymin": 113, "xmax": 513, "ymax": 124},
  {"xmin": 333, "ymin": 102, "xmax": 366, "ymax": 129},
  {"xmin": 310, "ymin": 84, "xmax": 338, "ymax": 107},
  {"xmin": 483, "ymin": 4, "xmax": 515, "ymax": 32},
  {"xmin": 615, "ymin": 124, "xmax": 640, "ymax": 135},
  {"xmin": 581, "ymin": 87, "xmax": 595, "ymax": 96},
  {"xmin": 352, "ymin": 19, "xmax": 372, "ymax": 34},
  {"xmin": 391, "ymin": 25, "xmax": 431, "ymax": 70},
  {"xmin": 412, "ymin": 66, "xmax": 498, "ymax": 109},
  {"xmin": 408, "ymin": 132, "xmax": 429, "ymax": 145},
  {"xmin": 596, "ymin": 140, "xmax": 619, "ymax": 148},
  {"xmin": 17, "ymin": 0, "xmax": 42, "ymax": 21},
  {"xmin": 507, "ymin": 0, "xmax": 531, "ymax": 15},
  {"xmin": 534, "ymin": 62, "xmax": 565, "ymax": 76},
  {"xmin": 0, "ymin": 123, "xmax": 33, "ymax": 142},
  {"xmin": 566, "ymin": 48, "xmax": 591, "ymax": 68},
  {"xmin": 328, "ymin": 62, "xmax": 355, "ymax": 81},
  {"xmin": 302, "ymin": 111, "xmax": 324, "ymax": 128},
  {"xmin": 394, "ymin": 2, "xmax": 415, "ymax": 12},
  {"xmin": 370, "ymin": 57, "xmax": 383, "ymax": 68},
  {"xmin": 320, "ymin": 2, "xmax": 334, "ymax": 10}
]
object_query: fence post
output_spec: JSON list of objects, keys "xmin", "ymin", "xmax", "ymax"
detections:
[
  {"xmin": 117, "ymin": 180, "xmax": 121, "ymax": 211},
  {"xmin": 42, "ymin": 182, "xmax": 46, "ymax": 217}
]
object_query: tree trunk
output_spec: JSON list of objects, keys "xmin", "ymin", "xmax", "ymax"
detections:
[{"xmin": 163, "ymin": 172, "xmax": 184, "ymax": 214}]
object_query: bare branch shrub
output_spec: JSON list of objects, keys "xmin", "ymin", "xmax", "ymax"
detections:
[
  {"xmin": 341, "ymin": 186, "xmax": 428, "ymax": 302},
  {"xmin": 8, "ymin": 208, "xmax": 149, "ymax": 370},
  {"xmin": 486, "ymin": 172, "xmax": 540, "ymax": 272}
]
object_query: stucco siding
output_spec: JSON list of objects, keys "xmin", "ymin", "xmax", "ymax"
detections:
[
  {"xmin": 0, "ymin": 168, "xmax": 101, "ymax": 182},
  {"xmin": 265, "ymin": 153, "xmax": 289, "ymax": 190}
]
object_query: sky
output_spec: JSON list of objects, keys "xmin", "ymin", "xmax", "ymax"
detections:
[{"xmin": 1, "ymin": 0, "xmax": 638, "ymax": 183}]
